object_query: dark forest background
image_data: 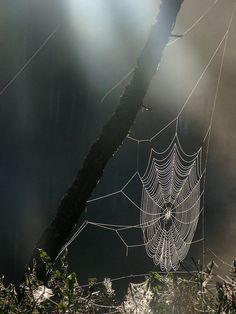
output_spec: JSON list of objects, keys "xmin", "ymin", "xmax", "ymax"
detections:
[{"xmin": 0, "ymin": 0, "xmax": 236, "ymax": 286}]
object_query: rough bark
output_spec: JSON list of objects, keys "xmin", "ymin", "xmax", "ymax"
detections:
[{"xmin": 30, "ymin": 0, "xmax": 184, "ymax": 281}]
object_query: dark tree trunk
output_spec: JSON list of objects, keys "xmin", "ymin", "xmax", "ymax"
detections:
[{"xmin": 29, "ymin": 0, "xmax": 184, "ymax": 281}]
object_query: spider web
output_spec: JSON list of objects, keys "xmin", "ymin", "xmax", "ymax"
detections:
[
  {"xmin": 57, "ymin": 0, "xmax": 236, "ymax": 272},
  {"xmin": 140, "ymin": 132, "xmax": 203, "ymax": 271}
]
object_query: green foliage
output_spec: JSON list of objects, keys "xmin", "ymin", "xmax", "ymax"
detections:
[
  {"xmin": 1, "ymin": 252, "xmax": 236, "ymax": 313},
  {"xmin": 149, "ymin": 260, "xmax": 236, "ymax": 313},
  {"xmin": 0, "ymin": 249, "xmax": 118, "ymax": 313}
]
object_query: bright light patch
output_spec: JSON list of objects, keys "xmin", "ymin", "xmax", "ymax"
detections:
[
  {"xmin": 66, "ymin": 0, "xmax": 160, "ymax": 90},
  {"xmin": 68, "ymin": 0, "xmax": 115, "ymax": 52}
]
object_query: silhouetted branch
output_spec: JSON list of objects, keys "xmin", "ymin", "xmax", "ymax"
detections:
[{"xmin": 29, "ymin": 0, "xmax": 184, "ymax": 281}]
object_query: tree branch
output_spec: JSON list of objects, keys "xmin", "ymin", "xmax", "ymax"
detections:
[{"xmin": 29, "ymin": 0, "xmax": 184, "ymax": 281}]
